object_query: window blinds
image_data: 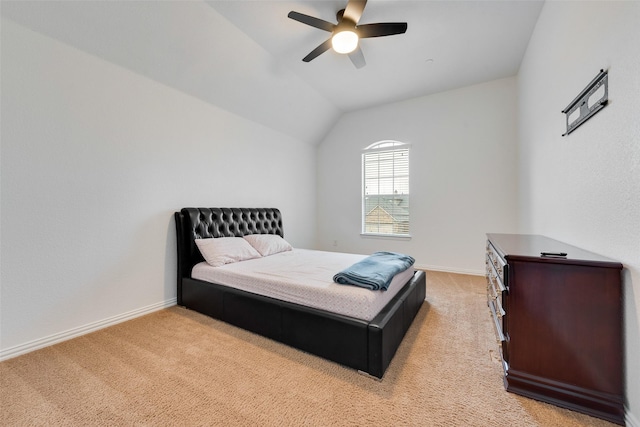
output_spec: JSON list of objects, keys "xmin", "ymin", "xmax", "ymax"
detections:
[{"xmin": 363, "ymin": 146, "xmax": 409, "ymax": 235}]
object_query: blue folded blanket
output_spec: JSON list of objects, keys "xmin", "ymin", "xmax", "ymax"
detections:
[{"xmin": 333, "ymin": 251, "xmax": 415, "ymax": 291}]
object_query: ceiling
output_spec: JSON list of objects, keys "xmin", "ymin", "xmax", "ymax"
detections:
[
  {"xmin": 210, "ymin": 0, "xmax": 544, "ymax": 111},
  {"xmin": 2, "ymin": 1, "xmax": 544, "ymax": 145}
]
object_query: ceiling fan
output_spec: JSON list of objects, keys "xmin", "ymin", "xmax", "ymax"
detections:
[{"xmin": 287, "ymin": 0, "xmax": 407, "ymax": 69}]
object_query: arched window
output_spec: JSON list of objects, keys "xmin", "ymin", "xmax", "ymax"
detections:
[{"xmin": 362, "ymin": 140, "xmax": 410, "ymax": 236}]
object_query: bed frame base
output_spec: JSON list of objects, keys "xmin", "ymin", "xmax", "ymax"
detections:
[{"xmin": 181, "ymin": 271, "xmax": 425, "ymax": 378}]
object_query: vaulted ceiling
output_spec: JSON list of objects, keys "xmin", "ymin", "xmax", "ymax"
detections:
[{"xmin": 2, "ymin": 1, "xmax": 544, "ymax": 145}]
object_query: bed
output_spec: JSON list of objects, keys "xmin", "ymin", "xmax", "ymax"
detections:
[{"xmin": 174, "ymin": 207, "xmax": 426, "ymax": 378}]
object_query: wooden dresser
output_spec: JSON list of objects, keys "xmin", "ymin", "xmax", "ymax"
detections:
[{"xmin": 485, "ymin": 233, "xmax": 624, "ymax": 425}]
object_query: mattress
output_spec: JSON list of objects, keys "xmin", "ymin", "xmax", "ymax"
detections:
[{"xmin": 191, "ymin": 248, "xmax": 416, "ymax": 321}]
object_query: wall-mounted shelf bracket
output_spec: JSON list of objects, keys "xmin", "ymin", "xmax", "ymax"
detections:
[{"xmin": 561, "ymin": 69, "xmax": 608, "ymax": 136}]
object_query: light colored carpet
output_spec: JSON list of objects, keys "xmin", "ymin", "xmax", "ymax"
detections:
[{"xmin": 0, "ymin": 271, "xmax": 615, "ymax": 426}]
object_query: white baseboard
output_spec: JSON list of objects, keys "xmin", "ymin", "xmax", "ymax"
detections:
[
  {"xmin": 0, "ymin": 298, "xmax": 177, "ymax": 362},
  {"xmin": 627, "ymin": 409, "xmax": 640, "ymax": 427},
  {"xmin": 415, "ymin": 264, "xmax": 484, "ymax": 276}
]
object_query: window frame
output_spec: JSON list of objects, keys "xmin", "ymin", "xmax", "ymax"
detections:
[{"xmin": 361, "ymin": 140, "xmax": 411, "ymax": 239}]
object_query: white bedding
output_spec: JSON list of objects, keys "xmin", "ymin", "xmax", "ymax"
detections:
[{"xmin": 191, "ymin": 248, "xmax": 416, "ymax": 321}]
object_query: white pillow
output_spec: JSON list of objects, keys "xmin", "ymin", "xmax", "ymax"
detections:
[
  {"xmin": 243, "ymin": 234, "xmax": 293, "ymax": 257},
  {"xmin": 195, "ymin": 237, "xmax": 261, "ymax": 267}
]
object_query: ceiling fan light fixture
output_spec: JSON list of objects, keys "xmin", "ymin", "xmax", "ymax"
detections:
[
  {"xmin": 288, "ymin": 1, "xmax": 408, "ymax": 67},
  {"xmin": 331, "ymin": 30, "xmax": 358, "ymax": 54}
]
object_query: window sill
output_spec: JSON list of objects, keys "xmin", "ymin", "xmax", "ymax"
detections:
[{"xmin": 360, "ymin": 233, "xmax": 412, "ymax": 241}]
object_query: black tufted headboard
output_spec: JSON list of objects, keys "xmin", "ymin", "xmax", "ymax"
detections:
[{"xmin": 174, "ymin": 208, "xmax": 284, "ymax": 302}]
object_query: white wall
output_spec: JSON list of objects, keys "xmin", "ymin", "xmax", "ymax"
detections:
[
  {"xmin": 316, "ymin": 77, "xmax": 518, "ymax": 274},
  {"xmin": 0, "ymin": 18, "xmax": 317, "ymax": 358},
  {"xmin": 517, "ymin": 2, "xmax": 640, "ymax": 423}
]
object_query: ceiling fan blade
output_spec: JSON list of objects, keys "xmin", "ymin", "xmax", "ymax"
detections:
[
  {"xmin": 348, "ymin": 46, "xmax": 366, "ymax": 69},
  {"xmin": 288, "ymin": 11, "xmax": 336, "ymax": 32},
  {"xmin": 357, "ymin": 22, "xmax": 408, "ymax": 38},
  {"xmin": 343, "ymin": 0, "xmax": 367, "ymax": 24},
  {"xmin": 302, "ymin": 39, "xmax": 333, "ymax": 62}
]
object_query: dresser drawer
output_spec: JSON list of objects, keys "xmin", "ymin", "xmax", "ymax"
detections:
[
  {"xmin": 488, "ymin": 298, "xmax": 506, "ymax": 343},
  {"xmin": 486, "ymin": 270, "xmax": 505, "ymax": 316},
  {"xmin": 486, "ymin": 241, "xmax": 507, "ymax": 290}
]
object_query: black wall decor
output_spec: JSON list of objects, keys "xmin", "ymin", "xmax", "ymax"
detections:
[{"xmin": 562, "ymin": 69, "xmax": 608, "ymax": 136}]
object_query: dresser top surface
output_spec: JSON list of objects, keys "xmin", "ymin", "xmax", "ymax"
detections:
[{"xmin": 487, "ymin": 233, "xmax": 622, "ymax": 268}]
